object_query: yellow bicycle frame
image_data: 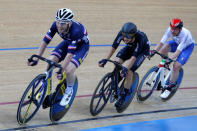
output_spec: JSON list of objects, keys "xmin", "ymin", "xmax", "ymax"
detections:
[{"xmin": 46, "ymin": 72, "xmax": 67, "ymax": 95}]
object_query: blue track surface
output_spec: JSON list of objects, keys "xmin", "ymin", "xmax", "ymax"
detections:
[{"xmin": 82, "ymin": 115, "xmax": 197, "ymax": 131}]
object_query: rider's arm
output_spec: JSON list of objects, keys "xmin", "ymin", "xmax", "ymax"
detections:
[
  {"xmin": 155, "ymin": 42, "xmax": 164, "ymax": 51},
  {"xmin": 170, "ymin": 49, "xmax": 181, "ymax": 59},
  {"xmin": 37, "ymin": 42, "xmax": 47, "ymax": 57},
  {"xmin": 106, "ymin": 30, "xmax": 123, "ymax": 59},
  {"xmin": 105, "ymin": 47, "xmax": 116, "ymax": 59}
]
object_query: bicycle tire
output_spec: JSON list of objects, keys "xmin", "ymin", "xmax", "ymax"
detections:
[
  {"xmin": 116, "ymin": 72, "xmax": 139, "ymax": 113},
  {"xmin": 137, "ymin": 66, "xmax": 160, "ymax": 102},
  {"xmin": 161, "ymin": 68, "xmax": 184, "ymax": 101},
  {"xmin": 90, "ymin": 72, "xmax": 113, "ymax": 116},
  {"xmin": 17, "ymin": 74, "xmax": 47, "ymax": 125},
  {"xmin": 49, "ymin": 77, "xmax": 78, "ymax": 122}
]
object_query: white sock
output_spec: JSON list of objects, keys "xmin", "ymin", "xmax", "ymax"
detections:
[{"xmin": 65, "ymin": 85, "xmax": 73, "ymax": 94}]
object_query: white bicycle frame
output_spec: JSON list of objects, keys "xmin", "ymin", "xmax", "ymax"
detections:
[{"xmin": 147, "ymin": 60, "xmax": 173, "ymax": 88}]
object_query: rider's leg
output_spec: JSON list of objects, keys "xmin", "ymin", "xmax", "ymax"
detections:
[
  {"xmin": 160, "ymin": 42, "xmax": 194, "ymax": 99},
  {"xmin": 115, "ymin": 57, "xmax": 133, "ymax": 90},
  {"xmin": 115, "ymin": 47, "xmax": 131, "ymax": 88},
  {"xmin": 46, "ymin": 55, "xmax": 59, "ymax": 70},
  {"xmin": 114, "ymin": 57, "xmax": 124, "ymax": 82},
  {"xmin": 159, "ymin": 42, "xmax": 177, "ymax": 98},
  {"xmin": 60, "ymin": 62, "xmax": 78, "ymax": 106},
  {"xmin": 169, "ymin": 62, "xmax": 182, "ymax": 83},
  {"xmin": 124, "ymin": 70, "xmax": 133, "ymax": 90},
  {"xmin": 64, "ymin": 62, "xmax": 77, "ymax": 93},
  {"xmin": 60, "ymin": 42, "xmax": 89, "ymax": 106},
  {"xmin": 168, "ymin": 43, "xmax": 194, "ymax": 89}
]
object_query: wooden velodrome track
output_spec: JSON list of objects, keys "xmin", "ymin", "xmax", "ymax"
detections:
[{"xmin": 0, "ymin": 0, "xmax": 197, "ymax": 130}]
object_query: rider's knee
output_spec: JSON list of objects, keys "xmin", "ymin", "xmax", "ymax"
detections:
[
  {"xmin": 50, "ymin": 55, "xmax": 59, "ymax": 63},
  {"xmin": 127, "ymin": 70, "xmax": 133, "ymax": 78},
  {"xmin": 115, "ymin": 58, "xmax": 124, "ymax": 64},
  {"xmin": 172, "ymin": 62, "xmax": 182, "ymax": 71}
]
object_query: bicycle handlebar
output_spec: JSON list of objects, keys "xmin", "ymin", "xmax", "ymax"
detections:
[
  {"xmin": 154, "ymin": 51, "xmax": 176, "ymax": 63},
  {"xmin": 28, "ymin": 54, "xmax": 62, "ymax": 70},
  {"xmin": 104, "ymin": 59, "xmax": 125, "ymax": 70}
]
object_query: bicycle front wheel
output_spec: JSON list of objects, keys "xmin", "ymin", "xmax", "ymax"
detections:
[
  {"xmin": 137, "ymin": 66, "xmax": 160, "ymax": 101},
  {"xmin": 90, "ymin": 72, "xmax": 113, "ymax": 116},
  {"xmin": 17, "ymin": 74, "xmax": 47, "ymax": 125}
]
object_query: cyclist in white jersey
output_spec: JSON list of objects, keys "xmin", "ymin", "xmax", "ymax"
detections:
[{"xmin": 150, "ymin": 18, "xmax": 195, "ymax": 98}]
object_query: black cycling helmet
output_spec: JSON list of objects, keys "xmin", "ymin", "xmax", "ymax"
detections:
[{"xmin": 122, "ymin": 22, "xmax": 137, "ymax": 39}]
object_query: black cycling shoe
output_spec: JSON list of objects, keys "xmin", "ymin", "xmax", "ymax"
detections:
[
  {"xmin": 115, "ymin": 96, "xmax": 125, "ymax": 108},
  {"xmin": 115, "ymin": 88, "xmax": 129, "ymax": 108}
]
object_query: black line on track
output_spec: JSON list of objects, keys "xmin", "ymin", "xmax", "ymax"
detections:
[{"xmin": 2, "ymin": 106, "xmax": 197, "ymax": 131}]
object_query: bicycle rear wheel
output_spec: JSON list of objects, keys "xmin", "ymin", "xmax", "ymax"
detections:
[
  {"xmin": 137, "ymin": 66, "xmax": 160, "ymax": 102},
  {"xmin": 116, "ymin": 72, "xmax": 139, "ymax": 113},
  {"xmin": 161, "ymin": 68, "xmax": 184, "ymax": 101},
  {"xmin": 90, "ymin": 73, "xmax": 113, "ymax": 116},
  {"xmin": 17, "ymin": 74, "xmax": 47, "ymax": 125},
  {"xmin": 49, "ymin": 77, "xmax": 78, "ymax": 122}
]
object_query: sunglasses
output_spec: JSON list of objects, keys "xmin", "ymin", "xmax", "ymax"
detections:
[
  {"xmin": 122, "ymin": 32, "xmax": 135, "ymax": 39},
  {"xmin": 56, "ymin": 19, "xmax": 71, "ymax": 24}
]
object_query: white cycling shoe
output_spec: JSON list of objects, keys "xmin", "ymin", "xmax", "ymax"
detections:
[
  {"xmin": 160, "ymin": 89, "xmax": 171, "ymax": 99},
  {"xmin": 60, "ymin": 89, "xmax": 73, "ymax": 106}
]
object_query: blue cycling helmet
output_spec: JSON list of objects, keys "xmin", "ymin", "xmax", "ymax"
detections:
[{"xmin": 122, "ymin": 22, "xmax": 137, "ymax": 39}]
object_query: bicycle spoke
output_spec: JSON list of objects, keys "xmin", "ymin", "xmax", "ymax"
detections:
[
  {"xmin": 17, "ymin": 73, "xmax": 47, "ymax": 124},
  {"xmin": 137, "ymin": 66, "xmax": 159, "ymax": 101},
  {"xmin": 90, "ymin": 72, "xmax": 113, "ymax": 116},
  {"xmin": 102, "ymin": 92, "xmax": 107, "ymax": 102},
  {"xmin": 22, "ymin": 102, "xmax": 33, "ymax": 124},
  {"xmin": 94, "ymin": 97, "xmax": 103, "ymax": 112},
  {"xmin": 22, "ymin": 100, "xmax": 32, "ymax": 107}
]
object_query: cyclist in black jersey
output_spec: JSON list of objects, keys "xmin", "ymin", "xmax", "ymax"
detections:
[{"xmin": 99, "ymin": 22, "xmax": 150, "ymax": 107}]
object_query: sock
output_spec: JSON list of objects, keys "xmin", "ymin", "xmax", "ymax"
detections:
[
  {"xmin": 65, "ymin": 85, "xmax": 73, "ymax": 94},
  {"xmin": 167, "ymin": 81, "xmax": 176, "ymax": 91}
]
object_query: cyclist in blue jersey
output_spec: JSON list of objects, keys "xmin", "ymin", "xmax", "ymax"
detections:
[
  {"xmin": 99, "ymin": 22, "xmax": 151, "ymax": 108},
  {"xmin": 27, "ymin": 8, "xmax": 89, "ymax": 106}
]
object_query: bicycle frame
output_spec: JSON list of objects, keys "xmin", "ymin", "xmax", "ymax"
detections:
[
  {"xmin": 150, "ymin": 60, "xmax": 172, "ymax": 88},
  {"xmin": 28, "ymin": 55, "xmax": 65, "ymax": 103},
  {"xmin": 41, "ymin": 68, "xmax": 67, "ymax": 100},
  {"xmin": 111, "ymin": 67, "xmax": 122, "ymax": 92},
  {"xmin": 146, "ymin": 50, "xmax": 177, "ymax": 90},
  {"xmin": 105, "ymin": 60, "xmax": 125, "ymax": 97}
]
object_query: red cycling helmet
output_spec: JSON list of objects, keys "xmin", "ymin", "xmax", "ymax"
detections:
[{"xmin": 170, "ymin": 18, "xmax": 183, "ymax": 29}]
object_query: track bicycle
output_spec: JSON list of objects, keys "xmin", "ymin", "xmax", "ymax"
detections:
[
  {"xmin": 137, "ymin": 51, "xmax": 184, "ymax": 102},
  {"xmin": 16, "ymin": 55, "xmax": 78, "ymax": 124},
  {"xmin": 90, "ymin": 59, "xmax": 139, "ymax": 116}
]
